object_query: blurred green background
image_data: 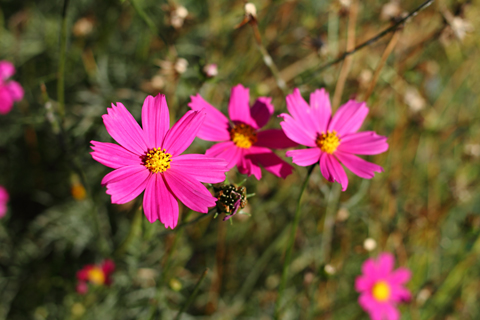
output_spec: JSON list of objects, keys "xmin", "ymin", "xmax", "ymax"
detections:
[{"xmin": 0, "ymin": 0, "xmax": 479, "ymax": 319}]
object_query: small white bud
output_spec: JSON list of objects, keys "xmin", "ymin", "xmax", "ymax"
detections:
[
  {"xmin": 363, "ymin": 238, "xmax": 377, "ymax": 251},
  {"xmin": 244, "ymin": 3, "xmax": 257, "ymax": 18}
]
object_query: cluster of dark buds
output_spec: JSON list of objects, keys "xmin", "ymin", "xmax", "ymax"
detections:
[{"xmin": 213, "ymin": 184, "xmax": 247, "ymax": 221}]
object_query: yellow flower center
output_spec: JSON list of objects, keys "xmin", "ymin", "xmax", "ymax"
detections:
[
  {"xmin": 316, "ymin": 131, "xmax": 340, "ymax": 154},
  {"xmin": 372, "ymin": 281, "xmax": 391, "ymax": 302},
  {"xmin": 87, "ymin": 267, "xmax": 105, "ymax": 285},
  {"xmin": 143, "ymin": 148, "xmax": 172, "ymax": 173},
  {"xmin": 230, "ymin": 124, "xmax": 257, "ymax": 149}
]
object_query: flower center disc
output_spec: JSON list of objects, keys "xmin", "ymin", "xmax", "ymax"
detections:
[
  {"xmin": 88, "ymin": 267, "xmax": 105, "ymax": 285},
  {"xmin": 316, "ymin": 131, "xmax": 340, "ymax": 154},
  {"xmin": 143, "ymin": 148, "xmax": 172, "ymax": 173},
  {"xmin": 230, "ymin": 124, "xmax": 257, "ymax": 149},
  {"xmin": 372, "ymin": 281, "xmax": 391, "ymax": 302}
]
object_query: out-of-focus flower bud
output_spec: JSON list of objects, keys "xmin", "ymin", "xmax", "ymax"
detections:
[{"xmin": 203, "ymin": 64, "xmax": 218, "ymax": 78}]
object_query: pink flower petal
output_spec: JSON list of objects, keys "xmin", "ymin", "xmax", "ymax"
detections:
[
  {"xmin": 143, "ymin": 174, "xmax": 179, "ymax": 228},
  {"xmin": 328, "ymin": 100, "xmax": 368, "ymax": 136},
  {"xmin": 362, "ymin": 258, "xmax": 378, "ymax": 277},
  {"xmin": 141, "ymin": 94, "xmax": 169, "ymax": 148},
  {"xmin": 0, "ymin": 86, "xmax": 14, "ymax": 114},
  {"xmin": 286, "ymin": 88, "xmax": 318, "ymax": 137},
  {"xmin": 163, "ymin": 168, "xmax": 217, "ymax": 213},
  {"xmin": 355, "ymin": 275, "xmax": 375, "ymax": 292},
  {"xmin": 279, "ymin": 113, "xmax": 317, "ymax": 147},
  {"xmin": 247, "ymin": 146, "xmax": 294, "ymax": 179},
  {"xmin": 228, "ymin": 84, "xmax": 257, "ymax": 128},
  {"xmin": 388, "ymin": 267, "xmax": 411, "ymax": 285},
  {"xmin": 162, "ymin": 110, "xmax": 205, "ymax": 156},
  {"xmin": 188, "ymin": 93, "xmax": 231, "ymax": 141},
  {"xmin": 76, "ymin": 282, "xmax": 88, "ymax": 295},
  {"xmin": 383, "ymin": 303, "xmax": 400, "ymax": 320},
  {"xmin": 338, "ymin": 131, "xmax": 388, "ymax": 155},
  {"xmin": 101, "ymin": 260, "xmax": 115, "ymax": 274},
  {"xmin": 205, "ymin": 141, "xmax": 242, "ymax": 169},
  {"xmin": 319, "ymin": 152, "xmax": 333, "ymax": 182},
  {"xmin": 325, "ymin": 154, "xmax": 348, "ymax": 191},
  {"xmin": 237, "ymin": 149, "xmax": 261, "ymax": 179},
  {"xmin": 102, "ymin": 102, "xmax": 148, "ymax": 155},
  {"xmin": 286, "ymin": 147, "xmax": 321, "ymax": 166},
  {"xmin": 309, "ymin": 88, "xmax": 331, "ymax": 134},
  {"xmin": 335, "ymin": 151, "xmax": 383, "ymax": 179},
  {"xmin": 90, "ymin": 141, "xmax": 142, "ymax": 169},
  {"xmin": 6, "ymin": 81, "xmax": 23, "ymax": 101},
  {"xmin": 256, "ymin": 129, "xmax": 298, "ymax": 149},
  {"xmin": 250, "ymin": 97, "xmax": 273, "ymax": 129},
  {"xmin": 171, "ymin": 154, "xmax": 227, "ymax": 183},
  {"xmin": 377, "ymin": 252, "xmax": 395, "ymax": 276},
  {"xmin": 358, "ymin": 293, "xmax": 379, "ymax": 314},
  {"xmin": 0, "ymin": 61, "xmax": 15, "ymax": 80},
  {"xmin": 0, "ymin": 204, "xmax": 7, "ymax": 218},
  {"xmin": 101, "ymin": 165, "xmax": 150, "ymax": 204},
  {"xmin": 390, "ymin": 285, "xmax": 411, "ymax": 302}
]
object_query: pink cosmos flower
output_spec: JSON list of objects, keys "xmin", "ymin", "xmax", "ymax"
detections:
[
  {"xmin": 0, "ymin": 186, "xmax": 9, "ymax": 218},
  {"xmin": 91, "ymin": 94, "xmax": 228, "ymax": 229},
  {"xmin": 188, "ymin": 84, "xmax": 296, "ymax": 180},
  {"xmin": 0, "ymin": 61, "xmax": 24, "ymax": 114},
  {"xmin": 279, "ymin": 88, "xmax": 388, "ymax": 191},
  {"xmin": 355, "ymin": 253, "xmax": 411, "ymax": 320},
  {"xmin": 76, "ymin": 259, "xmax": 115, "ymax": 294}
]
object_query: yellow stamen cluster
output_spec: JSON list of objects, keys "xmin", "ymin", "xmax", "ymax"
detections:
[
  {"xmin": 372, "ymin": 281, "xmax": 391, "ymax": 302},
  {"xmin": 316, "ymin": 131, "xmax": 340, "ymax": 154},
  {"xmin": 143, "ymin": 148, "xmax": 172, "ymax": 173},
  {"xmin": 88, "ymin": 267, "xmax": 106, "ymax": 285},
  {"xmin": 230, "ymin": 123, "xmax": 257, "ymax": 149}
]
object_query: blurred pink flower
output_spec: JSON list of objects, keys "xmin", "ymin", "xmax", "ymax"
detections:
[
  {"xmin": 76, "ymin": 259, "xmax": 115, "ymax": 294},
  {"xmin": 355, "ymin": 253, "xmax": 411, "ymax": 320},
  {"xmin": 0, "ymin": 61, "xmax": 24, "ymax": 114},
  {"xmin": 0, "ymin": 186, "xmax": 9, "ymax": 218},
  {"xmin": 188, "ymin": 84, "xmax": 296, "ymax": 180},
  {"xmin": 280, "ymin": 88, "xmax": 388, "ymax": 191},
  {"xmin": 203, "ymin": 63, "xmax": 218, "ymax": 77},
  {"xmin": 91, "ymin": 94, "xmax": 227, "ymax": 229}
]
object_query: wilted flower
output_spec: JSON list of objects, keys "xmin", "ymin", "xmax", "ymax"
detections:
[
  {"xmin": 214, "ymin": 184, "xmax": 247, "ymax": 221},
  {"xmin": 280, "ymin": 88, "xmax": 388, "ymax": 191},
  {"xmin": 0, "ymin": 186, "xmax": 9, "ymax": 218},
  {"xmin": 91, "ymin": 94, "xmax": 227, "ymax": 229},
  {"xmin": 189, "ymin": 84, "xmax": 296, "ymax": 180},
  {"xmin": 76, "ymin": 259, "xmax": 115, "ymax": 294},
  {"xmin": 0, "ymin": 61, "xmax": 24, "ymax": 114},
  {"xmin": 355, "ymin": 253, "xmax": 411, "ymax": 320}
]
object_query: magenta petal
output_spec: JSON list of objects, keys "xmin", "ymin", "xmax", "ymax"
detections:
[
  {"xmin": 319, "ymin": 152, "xmax": 333, "ymax": 182},
  {"xmin": 279, "ymin": 113, "xmax": 317, "ymax": 147},
  {"xmin": 237, "ymin": 149, "xmax": 261, "ymax": 179},
  {"xmin": 188, "ymin": 94, "xmax": 231, "ymax": 141},
  {"xmin": 228, "ymin": 84, "xmax": 257, "ymax": 128},
  {"xmin": 326, "ymin": 154, "xmax": 348, "ymax": 191},
  {"xmin": 388, "ymin": 268, "xmax": 411, "ymax": 285},
  {"xmin": 358, "ymin": 293, "xmax": 377, "ymax": 312},
  {"xmin": 163, "ymin": 168, "xmax": 217, "ymax": 213},
  {"xmin": 390, "ymin": 285, "xmax": 411, "ymax": 302},
  {"xmin": 205, "ymin": 141, "xmax": 241, "ymax": 169},
  {"xmin": 143, "ymin": 174, "xmax": 179, "ymax": 228},
  {"xmin": 338, "ymin": 131, "xmax": 388, "ymax": 155},
  {"xmin": 383, "ymin": 303, "xmax": 400, "ymax": 320},
  {"xmin": 6, "ymin": 81, "xmax": 23, "ymax": 101},
  {"xmin": 101, "ymin": 165, "xmax": 150, "ymax": 204},
  {"xmin": 162, "ymin": 110, "xmax": 205, "ymax": 156},
  {"xmin": 0, "ymin": 87, "xmax": 14, "ymax": 114},
  {"xmin": 256, "ymin": 129, "xmax": 298, "ymax": 149},
  {"xmin": 91, "ymin": 141, "xmax": 142, "ymax": 169},
  {"xmin": 171, "ymin": 154, "xmax": 227, "ymax": 183},
  {"xmin": 286, "ymin": 88, "xmax": 318, "ymax": 136},
  {"xmin": 362, "ymin": 258, "xmax": 378, "ymax": 277},
  {"xmin": 355, "ymin": 275, "xmax": 374, "ymax": 292},
  {"xmin": 377, "ymin": 252, "xmax": 395, "ymax": 276},
  {"xmin": 0, "ymin": 61, "xmax": 15, "ymax": 80},
  {"xmin": 309, "ymin": 88, "xmax": 331, "ymax": 133},
  {"xmin": 141, "ymin": 94, "xmax": 169, "ymax": 148},
  {"xmin": 102, "ymin": 102, "xmax": 148, "ymax": 155},
  {"xmin": 335, "ymin": 151, "xmax": 383, "ymax": 179},
  {"xmin": 250, "ymin": 97, "xmax": 274, "ymax": 129},
  {"xmin": 286, "ymin": 148, "xmax": 321, "ymax": 166},
  {"xmin": 247, "ymin": 146, "xmax": 293, "ymax": 179},
  {"xmin": 328, "ymin": 100, "xmax": 368, "ymax": 136}
]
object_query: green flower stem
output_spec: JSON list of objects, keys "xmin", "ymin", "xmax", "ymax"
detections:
[
  {"xmin": 114, "ymin": 201, "xmax": 143, "ymax": 258},
  {"xmin": 57, "ymin": 0, "xmax": 69, "ymax": 121},
  {"xmin": 274, "ymin": 164, "xmax": 316, "ymax": 319},
  {"xmin": 174, "ymin": 268, "xmax": 209, "ymax": 320}
]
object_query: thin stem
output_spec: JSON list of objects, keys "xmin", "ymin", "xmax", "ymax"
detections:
[
  {"xmin": 114, "ymin": 201, "xmax": 143, "ymax": 258},
  {"xmin": 303, "ymin": 0, "xmax": 434, "ymax": 82},
  {"xmin": 158, "ymin": 208, "xmax": 216, "ymax": 237},
  {"xmin": 274, "ymin": 164, "xmax": 316, "ymax": 319},
  {"xmin": 57, "ymin": 0, "xmax": 69, "ymax": 121},
  {"xmin": 174, "ymin": 268, "xmax": 209, "ymax": 320}
]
